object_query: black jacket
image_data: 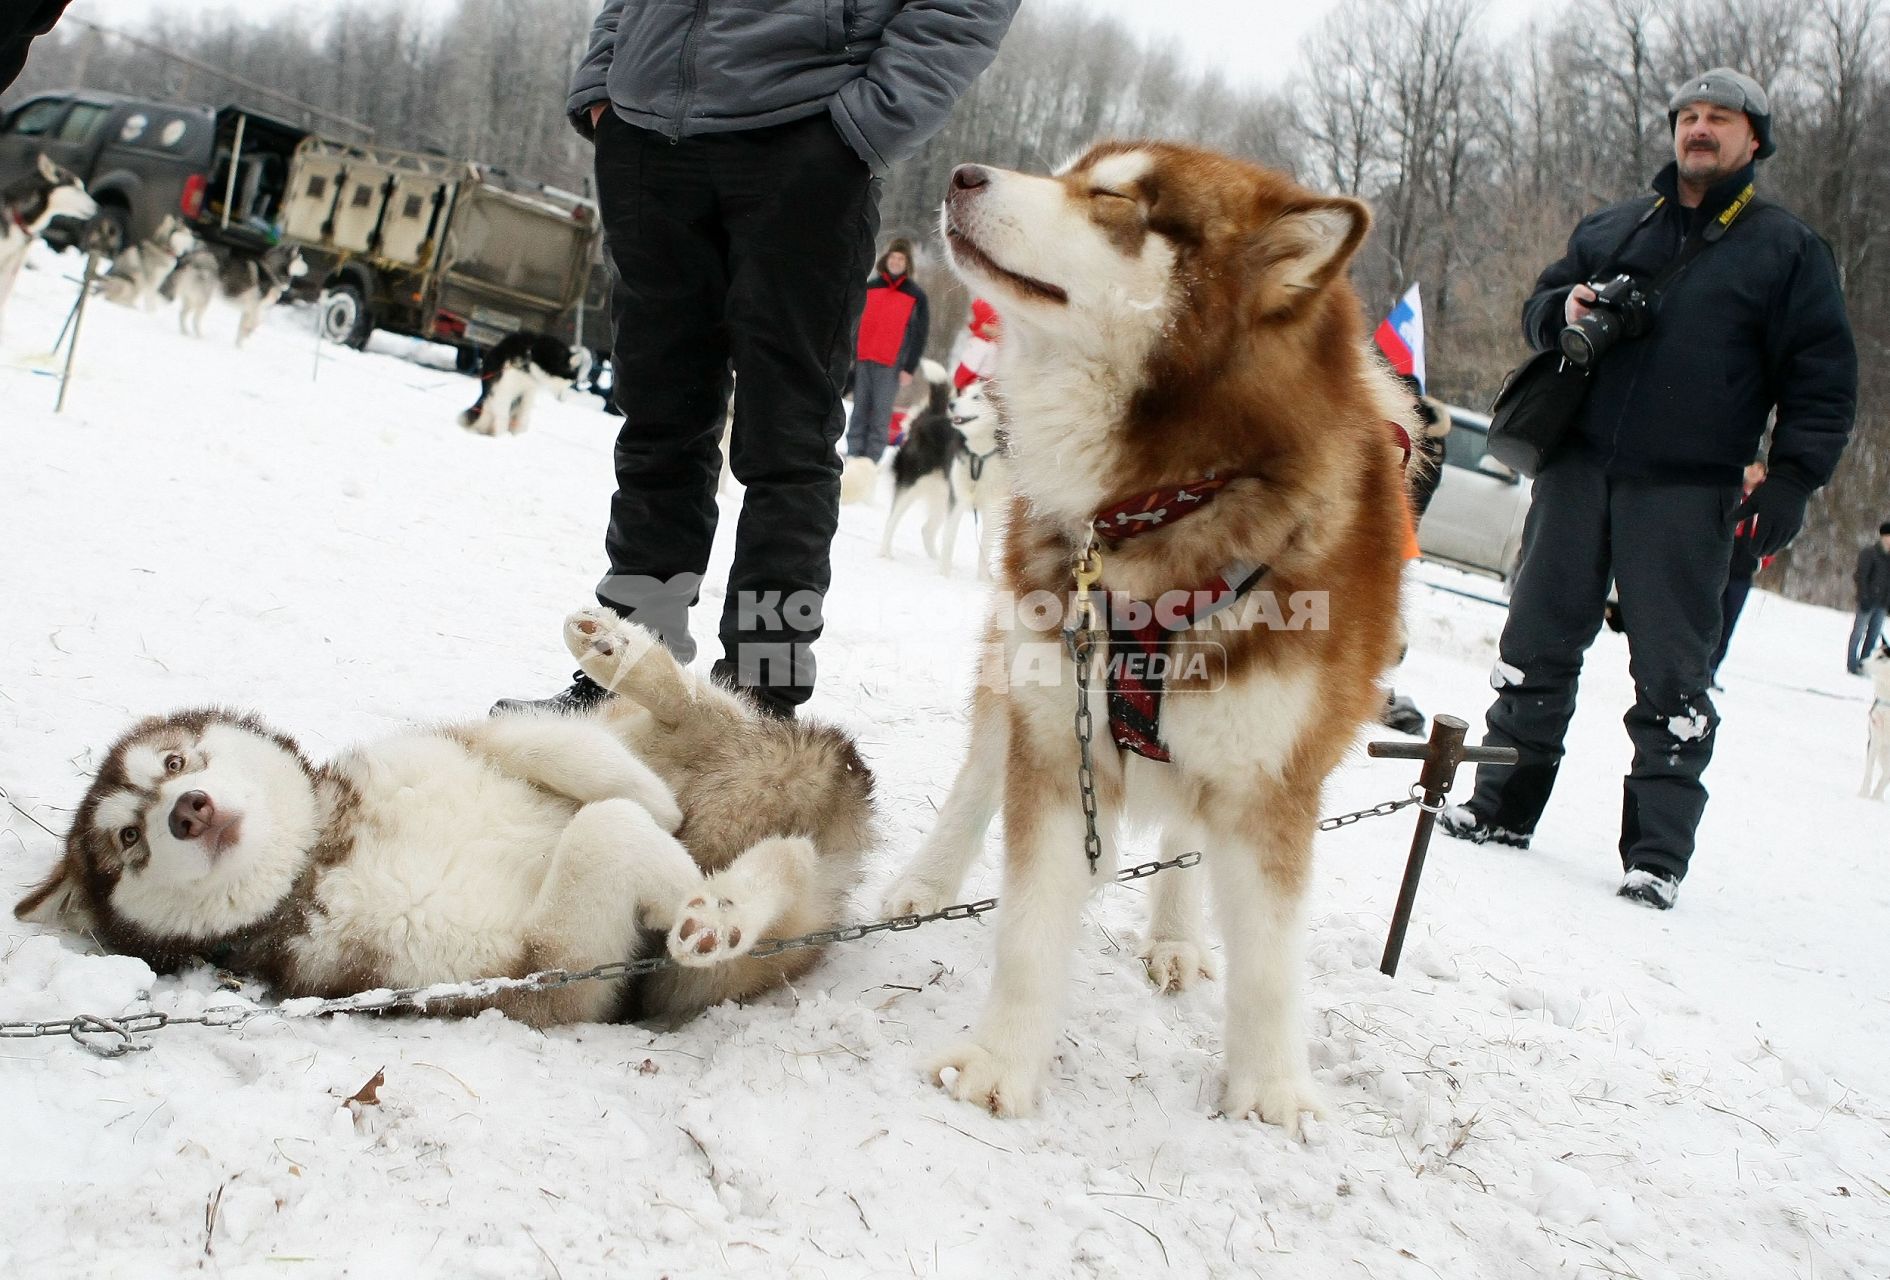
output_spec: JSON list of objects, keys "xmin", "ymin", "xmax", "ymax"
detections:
[
  {"xmin": 0, "ymin": 0, "xmax": 71, "ymax": 93},
  {"xmin": 1856, "ymin": 544, "xmax": 1890, "ymax": 611},
  {"xmin": 1523, "ymin": 163, "xmax": 1857, "ymax": 489}
]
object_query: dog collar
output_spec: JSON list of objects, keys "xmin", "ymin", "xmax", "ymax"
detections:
[
  {"xmin": 1388, "ymin": 421, "xmax": 1412, "ymax": 466},
  {"xmin": 1091, "ymin": 474, "xmax": 1231, "ymax": 545},
  {"xmin": 6, "ymin": 207, "xmax": 26, "ymax": 231},
  {"xmin": 966, "ymin": 445, "xmax": 1001, "ymax": 482}
]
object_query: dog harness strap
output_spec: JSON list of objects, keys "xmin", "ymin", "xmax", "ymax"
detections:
[
  {"xmin": 1387, "ymin": 421, "xmax": 1412, "ymax": 466},
  {"xmin": 1104, "ymin": 560, "xmax": 1270, "ymax": 761},
  {"xmin": 1091, "ymin": 474, "xmax": 1231, "ymax": 544},
  {"xmin": 967, "ymin": 446, "xmax": 1001, "ymax": 482}
]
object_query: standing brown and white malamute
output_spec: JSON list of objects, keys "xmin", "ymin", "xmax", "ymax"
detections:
[
  {"xmin": 15, "ymin": 610, "xmax": 875, "ymax": 1026},
  {"xmin": 901, "ymin": 141, "xmax": 1412, "ymax": 1131}
]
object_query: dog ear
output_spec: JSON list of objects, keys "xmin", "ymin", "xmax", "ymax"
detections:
[
  {"xmin": 1246, "ymin": 196, "xmax": 1370, "ymax": 315},
  {"xmin": 37, "ymin": 151, "xmax": 58, "ymax": 182},
  {"xmin": 14, "ymin": 857, "xmax": 96, "ymax": 933}
]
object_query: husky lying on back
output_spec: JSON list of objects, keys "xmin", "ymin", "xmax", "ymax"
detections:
[
  {"xmin": 99, "ymin": 215, "xmax": 195, "ymax": 310},
  {"xmin": 460, "ymin": 332, "xmax": 588, "ymax": 436},
  {"xmin": 15, "ymin": 609, "xmax": 876, "ymax": 1026},
  {"xmin": 1, "ymin": 154, "xmax": 97, "ymax": 335},
  {"xmin": 162, "ymin": 244, "xmax": 307, "ymax": 344}
]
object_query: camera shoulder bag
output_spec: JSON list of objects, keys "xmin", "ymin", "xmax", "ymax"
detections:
[{"xmin": 1484, "ymin": 186, "xmax": 1761, "ymax": 477}]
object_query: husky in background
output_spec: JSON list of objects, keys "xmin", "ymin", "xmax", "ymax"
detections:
[
  {"xmin": 162, "ymin": 244, "xmax": 307, "ymax": 343},
  {"xmin": 460, "ymin": 331, "xmax": 589, "ymax": 436},
  {"xmin": 1861, "ymin": 644, "xmax": 1890, "ymax": 800},
  {"xmin": 16, "ymin": 608, "xmax": 876, "ymax": 1027},
  {"xmin": 1, "ymin": 154, "xmax": 97, "ymax": 335},
  {"xmin": 878, "ymin": 359, "xmax": 961, "ymax": 559},
  {"xmin": 936, "ymin": 378, "xmax": 1009, "ymax": 579},
  {"xmin": 99, "ymin": 215, "xmax": 195, "ymax": 310}
]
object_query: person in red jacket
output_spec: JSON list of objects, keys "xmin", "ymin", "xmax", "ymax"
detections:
[{"xmin": 845, "ymin": 238, "xmax": 930, "ymax": 463}]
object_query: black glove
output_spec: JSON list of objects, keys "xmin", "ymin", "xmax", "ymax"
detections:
[{"xmin": 1733, "ymin": 467, "xmax": 1815, "ymax": 559}]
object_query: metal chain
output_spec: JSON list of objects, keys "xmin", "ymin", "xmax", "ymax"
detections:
[
  {"xmin": 0, "ymin": 849, "xmax": 1205, "ymax": 1059},
  {"xmin": 1071, "ymin": 629, "xmax": 1105, "ymax": 875},
  {"xmin": 1067, "ymin": 534, "xmax": 1108, "ymax": 876}
]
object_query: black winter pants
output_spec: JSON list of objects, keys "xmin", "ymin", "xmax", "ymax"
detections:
[
  {"xmin": 1468, "ymin": 449, "xmax": 1742, "ymax": 879},
  {"xmin": 592, "ymin": 111, "xmax": 879, "ymax": 706}
]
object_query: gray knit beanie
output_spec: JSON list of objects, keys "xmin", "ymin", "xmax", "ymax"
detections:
[{"xmin": 1668, "ymin": 67, "xmax": 1775, "ymax": 160}]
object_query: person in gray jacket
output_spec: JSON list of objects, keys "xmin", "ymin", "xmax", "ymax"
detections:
[{"xmin": 498, "ymin": 0, "xmax": 1019, "ymax": 720}]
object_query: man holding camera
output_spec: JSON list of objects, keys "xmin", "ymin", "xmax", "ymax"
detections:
[{"xmin": 1442, "ymin": 68, "xmax": 1856, "ymax": 910}]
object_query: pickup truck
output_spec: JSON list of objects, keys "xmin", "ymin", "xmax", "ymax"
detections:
[{"xmin": 0, "ymin": 88, "xmax": 305, "ymax": 254}]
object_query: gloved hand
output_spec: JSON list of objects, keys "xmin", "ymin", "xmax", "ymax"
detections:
[{"xmin": 1733, "ymin": 466, "xmax": 1815, "ymax": 559}]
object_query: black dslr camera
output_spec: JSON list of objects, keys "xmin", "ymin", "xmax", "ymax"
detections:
[{"xmin": 1559, "ymin": 273, "xmax": 1652, "ymax": 368}]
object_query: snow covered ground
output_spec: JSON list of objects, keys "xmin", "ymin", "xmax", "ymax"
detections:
[{"xmin": 2, "ymin": 244, "xmax": 1887, "ymax": 1279}]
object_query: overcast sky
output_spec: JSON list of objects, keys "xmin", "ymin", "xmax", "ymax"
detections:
[{"xmin": 93, "ymin": 0, "xmax": 1558, "ymax": 93}]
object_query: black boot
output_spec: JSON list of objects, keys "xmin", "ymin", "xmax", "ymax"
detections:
[
  {"xmin": 491, "ymin": 671, "xmax": 613, "ymax": 717},
  {"xmin": 1381, "ymin": 692, "xmax": 1426, "ymax": 735},
  {"xmin": 710, "ymin": 658, "xmax": 796, "ymax": 721}
]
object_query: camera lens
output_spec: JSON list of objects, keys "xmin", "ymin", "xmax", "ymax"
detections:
[{"xmin": 1560, "ymin": 311, "xmax": 1616, "ymax": 367}]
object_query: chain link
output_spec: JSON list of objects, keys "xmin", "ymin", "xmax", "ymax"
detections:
[{"xmin": 0, "ymin": 850, "xmax": 1205, "ymax": 1058}]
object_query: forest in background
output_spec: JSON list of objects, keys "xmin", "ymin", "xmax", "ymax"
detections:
[{"xmin": 7, "ymin": 0, "xmax": 1885, "ymax": 607}]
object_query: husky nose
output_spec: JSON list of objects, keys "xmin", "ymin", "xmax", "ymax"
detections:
[
  {"xmin": 951, "ymin": 164, "xmax": 991, "ymax": 192},
  {"xmin": 169, "ymin": 791, "xmax": 217, "ymax": 840}
]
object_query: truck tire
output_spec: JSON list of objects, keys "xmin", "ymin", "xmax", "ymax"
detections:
[
  {"xmin": 87, "ymin": 203, "xmax": 131, "ymax": 256},
  {"xmin": 319, "ymin": 281, "xmax": 371, "ymax": 349}
]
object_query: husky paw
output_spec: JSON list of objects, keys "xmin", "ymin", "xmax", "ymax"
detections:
[
  {"xmin": 563, "ymin": 608, "xmax": 659, "ymax": 686},
  {"xmin": 927, "ymin": 1041, "xmax": 1044, "ymax": 1117},
  {"xmin": 1219, "ymin": 1074, "xmax": 1326, "ymax": 1138},
  {"xmin": 1140, "ymin": 938, "xmax": 1215, "ymax": 993},
  {"xmin": 667, "ymin": 893, "xmax": 765, "ymax": 967},
  {"xmin": 881, "ymin": 873, "xmax": 955, "ymax": 919}
]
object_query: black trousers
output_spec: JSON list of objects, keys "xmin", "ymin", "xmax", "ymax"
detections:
[
  {"xmin": 1468, "ymin": 449, "xmax": 1741, "ymax": 879},
  {"xmin": 592, "ymin": 111, "xmax": 879, "ymax": 705}
]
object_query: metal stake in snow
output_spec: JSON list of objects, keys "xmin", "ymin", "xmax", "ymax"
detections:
[
  {"xmin": 1367, "ymin": 715, "xmax": 1517, "ymax": 977},
  {"xmin": 53, "ymin": 248, "xmax": 102, "ymax": 414}
]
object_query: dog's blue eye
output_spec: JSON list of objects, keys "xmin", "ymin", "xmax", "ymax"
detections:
[
  {"xmin": 120, "ymin": 827, "xmax": 140, "ymax": 846},
  {"xmin": 165, "ymin": 754, "xmax": 185, "ymax": 773}
]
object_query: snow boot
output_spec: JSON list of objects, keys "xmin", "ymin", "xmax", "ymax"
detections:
[
  {"xmin": 1381, "ymin": 692, "xmax": 1426, "ymax": 735},
  {"xmin": 1617, "ymin": 865, "xmax": 1679, "ymax": 910},
  {"xmin": 710, "ymin": 659, "xmax": 796, "ymax": 721},
  {"xmin": 490, "ymin": 670, "xmax": 613, "ymax": 717},
  {"xmin": 1438, "ymin": 803, "xmax": 1532, "ymax": 849}
]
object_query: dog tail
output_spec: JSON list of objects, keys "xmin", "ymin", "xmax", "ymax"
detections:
[{"xmin": 920, "ymin": 357, "xmax": 952, "ymax": 414}]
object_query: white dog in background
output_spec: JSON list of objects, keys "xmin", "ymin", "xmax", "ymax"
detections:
[
  {"xmin": 936, "ymin": 379, "xmax": 1008, "ymax": 579},
  {"xmin": 1861, "ymin": 645, "xmax": 1890, "ymax": 800}
]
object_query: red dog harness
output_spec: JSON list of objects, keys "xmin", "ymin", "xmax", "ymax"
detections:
[{"xmin": 1078, "ymin": 475, "xmax": 1269, "ymax": 762}]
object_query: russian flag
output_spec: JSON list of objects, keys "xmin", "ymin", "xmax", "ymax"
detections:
[{"xmin": 1373, "ymin": 283, "xmax": 1425, "ymax": 394}]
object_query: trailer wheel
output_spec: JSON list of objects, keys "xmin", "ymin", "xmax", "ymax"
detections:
[{"xmin": 318, "ymin": 282, "xmax": 371, "ymax": 349}]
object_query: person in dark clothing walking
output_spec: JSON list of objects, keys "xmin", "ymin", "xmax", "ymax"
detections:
[
  {"xmin": 1440, "ymin": 67, "xmax": 1857, "ymax": 911},
  {"xmin": 496, "ymin": 0, "xmax": 1018, "ymax": 721},
  {"xmin": 1846, "ymin": 523, "xmax": 1890, "ymax": 674},
  {"xmin": 0, "ymin": 0, "xmax": 70, "ymax": 93},
  {"xmin": 846, "ymin": 238, "xmax": 930, "ymax": 464},
  {"xmin": 1708, "ymin": 460, "xmax": 1770, "ymax": 687}
]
